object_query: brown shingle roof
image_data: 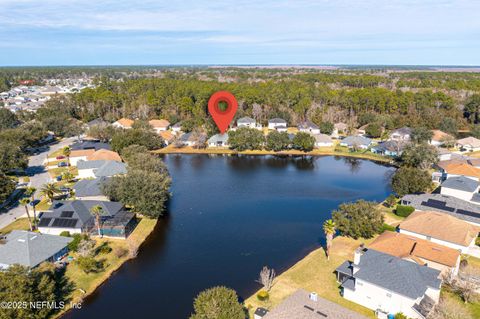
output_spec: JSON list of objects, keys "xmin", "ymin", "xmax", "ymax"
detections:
[
  {"xmin": 457, "ymin": 136, "xmax": 480, "ymax": 148},
  {"xmin": 443, "ymin": 162, "xmax": 480, "ymax": 178},
  {"xmin": 70, "ymin": 149, "xmax": 95, "ymax": 158},
  {"xmin": 431, "ymin": 130, "xmax": 453, "ymax": 142},
  {"xmin": 86, "ymin": 149, "xmax": 122, "ymax": 162},
  {"xmin": 116, "ymin": 118, "xmax": 134, "ymax": 128},
  {"xmin": 369, "ymin": 231, "xmax": 460, "ymax": 267},
  {"xmin": 159, "ymin": 130, "xmax": 174, "ymax": 141},
  {"xmin": 399, "ymin": 211, "xmax": 480, "ymax": 247},
  {"xmin": 149, "ymin": 119, "xmax": 170, "ymax": 128}
]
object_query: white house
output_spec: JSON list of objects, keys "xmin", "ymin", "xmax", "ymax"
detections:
[
  {"xmin": 336, "ymin": 247, "xmax": 442, "ymax": 319},
  {"xmin": 389, "ymin": 127, "xmax": 412, "ymax": 141},
  {"xmin": 440, "ymin": 176, "xmax": 480, "ymax": 202},
  {"xmin": 340, "ymin": 136, "xmax": 372, "ymax": 149},
  {"xmin": 298, "ymin": 120, "xmax": 320, "ymax": 135},
  {"xmin": 207, "ymin": 133, "xmax": 229, "ymax": 147},
  {"xmin": 77, "ymin": 160, "xmax": 127, "ymax": 179},
  {"xmin": 456, "ymin": 136, "xmax": 480, "ymax": 152},
  {"xmin": 313, "ymin": 134, "xmax": 333, "ymax": 147},
  {"xmin": 430, "ymin": 130, "xmax": 453, "ymax": 147},
  {"xmin": 399, "ymin": 211, "xmax": 480, "ymax": 255},
  {"xmin": 149, "ymin": 119, "xmax": 170, "ymax": 133},
  {"xmin": 268, "ymin": 118, "xmax": 287, "ymax": 132},
  {"xmin": 112, "ymin": 118, "xmax": 134, "ymax": 129}
]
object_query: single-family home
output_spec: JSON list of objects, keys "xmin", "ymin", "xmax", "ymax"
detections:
[
  {"xmin": 38, "ymin": 200, "xmax": 137, "ymax": 238},
  {"xmin": 456, "ymin": 136, "xmax": 480, "ymax": 152},
  {"xmin": 401, "ymin": 193, "xmax": 480, "ymax": 226},
  {"xmin": 371, "ymin": 140, "xmax": 408, "ymax": 157},
  {"xmin": 149, "ymin": 119, "xmax": 170, "ymax": 133},
  {"xmin": 77, "ymin": 160, "xmax": 127, "ymax": 179},
  {"xmin": 441, "ymin": 162, "xmax": 480, "ymax": 181},
  {"xmin": 112, "ymin": 118, "xmax": 134, "ymax": 129},
  {"xmin": 313, "ymin": 134, "xmax": 333, "ymax": 147},
  {"xmin": 237, "ymin": 117, "xmax": 257, "ymax": 129},
  {"xmin": 298, "ymin": 120, "xmax": 320, "ymax": 135},
  {"xmin": 70, "ymin": 140, "xmax": 111, "ymax": 151},
  {"xmin": 440, "ymin": 176, "xmax": 480, "ymax": 202},
  {"xmin": 399, "ymin": 211, "xmax": 480, "ymax": 255},
  {"xmin": 68, "ymin": 149, "xmax": 95, "ymax": 166},
  {"xmin": 340, "ymin": 136, "xmax": 372, "ymax": 149},
  {"xmin": 430, "ymin": 130, "xmax": 454, "ymax": 146},
  {"xmin": 268, "ymin": 118, "xmax": 287, "ymax": 132},
  {"xmin": 333, "ymin": 122, "xmax": 348, "ymax": 137},
  {"xmin": 0, "ymin": 230, "xmax": 72, "ymax": 269},
  {"xmin": 86, "ymin": 149, "xmax": 122, "ymax": 162},
  {"xmin": 369, "ymin": 231, "xmax": 461, "ymax": 275},
  {"xmin": 178, "ymin": 132, "xmax": 207, "ymax": 147},
  {"xmin": 257, "ymin": 289, "xmax": 368, "ymax": 319},
  {"xmin": 336, "ymin": 247, "xmax": 441, "ymax": 319},
  {"xmin": 389, "ymin": 127, "xmax": 412, "ymax": 141},
  {"xmin": 73, "ymin": 177, "xmax": 109, "ymax": 201},
  {"xmin": 171, "ymin": 122, "xmax": 183, "ymax": 134},
  {"xmin": 86, "ymin": 118, "xmax": 109, "ymax": 129},
  {"xmin": 159, "ymin": 130, "xmax": 175, "ymax": 145},
  {"xmin": 208, "ymin": 133, "xmax": 229, "ymax": 147}
]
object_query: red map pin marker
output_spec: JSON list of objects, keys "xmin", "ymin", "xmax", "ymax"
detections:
[{"xmin": 208, "ymin": 91, "xmax": 238, "ymax": 134}]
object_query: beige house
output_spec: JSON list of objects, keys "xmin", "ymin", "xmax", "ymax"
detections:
[
  {"xmin": 149, "ymin": 119, "xmax": 170, "ymax": 133},
  {"xmin": 456, "ymin": 136, "xmax": 480, "ymax": 152},
  {"xmin": 112, "ymin": 118, "xmax": 134, "ymax": 129}
]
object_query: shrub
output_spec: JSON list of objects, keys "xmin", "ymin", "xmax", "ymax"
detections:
[
  {"xmin": 191, "ymin": 286, "xmax": 245, "ymax": 319},
  {"xmin": 59, "ymin": 231, "xmax": 71, "ymax": 237},
  {"xmin": 96, "ymin": 242, "xmax": 112, "ymax": 255},
  {"xmin": 385, "ymin": 194, "xmax": 397, "ymax": 207},
  {"xmin": 256, "ymin": 290, "xmax": 269, "ymax": 301},
  {"xmin": 381, "ymin": 223, "xmax": 396, "ymax": 232},
  {"xmin": 67, "ymin": 234, "xmax": 85, "ymax": 252},
  {"xmin": 76, "ymin": 256, "xmax": 104, "ymax": 274},
  {"xmin": 395, "ymin": 205, "xmax": 415, "ymax": 217},
  {"xmin": 332, "ymin": 200, "xmax": 384, "ymax": 239},
  {"xmin": 113, "ymin": 246, "xmax": 128, "ymax": 258},
  {"xmin": 394, "ymin": 313, "xmax": 407, "ymax": 319}
]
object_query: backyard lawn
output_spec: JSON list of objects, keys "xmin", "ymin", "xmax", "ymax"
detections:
[
  {"xmin": 244, "ymin": 236, "xmax": 377, "ymax": 318},
  {"xmin": 0, "ymin": 218, "xmax": 31, "ymax": 235}
]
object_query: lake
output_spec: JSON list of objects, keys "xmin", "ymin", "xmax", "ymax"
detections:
[{"xmin": 63, "ymin": 154, "xmax": 394, "ymax": 319}]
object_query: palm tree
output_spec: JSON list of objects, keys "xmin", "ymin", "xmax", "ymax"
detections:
[
  {"xmin": 40, "ymin": 183, "xmax": 61, "ymax": 203},
  {"xmin": 323, "ymin": 219, "xmax": 336, "ymax": 260},
  {"xmin": 25, "ymin": 187, "xmax": 37, "ymax": 229},
  {"xmin": 19, "ymin": 198, "xmax": 33, "ymax": 231},
  {"xmin": 90, "ymin": 205, "xmax": 104, "ymax": 237},
  {"xmin": 62, "ymin": 171, "xmax": 74, "ymax": 182},
  {"xmin": 62, "ymin": 146, "xmax": 71, "ymax": 166}
]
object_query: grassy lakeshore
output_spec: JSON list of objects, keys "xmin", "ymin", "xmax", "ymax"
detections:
[{"xmin": 153, "ymin": 144, "xmax": 393, "ymax": 164}]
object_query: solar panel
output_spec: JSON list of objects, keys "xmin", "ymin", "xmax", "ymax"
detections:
[
  {"xmin": 456, "ymin": 209, "xmax": 480, "ymax": 218},
  {"xmin": 52, "ymin": 218, "xmax": 78, "ymax": 228},
  {"xmin": 60, "ymin": 211, "xmax": 74, "ymax": 218},
  {"xmin": 38, "ymin": 218, "xmax": 52, "ymax": 227}
]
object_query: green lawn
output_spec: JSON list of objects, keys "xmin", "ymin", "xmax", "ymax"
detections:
[
  {"xmin": 0, "ymin": 218, "xmax": 31, "ymax": 235},
  {"xmin": 48, "ymin": 166, "xmax": 78, "ymax": 179},
  {"xmin": 244, "ymin": 236, "xmax": 377, "ymax": 318}
]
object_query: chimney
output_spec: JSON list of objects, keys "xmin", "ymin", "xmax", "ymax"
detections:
[{"xmin": 353, "ymin": 245, "xmax": 365, "ymax": 274}]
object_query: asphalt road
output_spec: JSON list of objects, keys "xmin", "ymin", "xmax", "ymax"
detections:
[{"xmin": 0, "ymin": 137, "xmax": 76, "ymax": 229}]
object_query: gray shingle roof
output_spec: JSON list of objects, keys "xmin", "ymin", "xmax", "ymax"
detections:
[
  {"xmin": 341, "ymin": 136, "xmax": 372, "ymax": 147},
  {"xmin": 73, "ymin": 177, "xmax": 108, "ymax": 197},
  {"xmin": 401, "ymin": 193, "xmax": 480, "ymax": 225},
  {"xmin": 237, "ymin": 116, "xmax": 255, "ymax": 124},
  {"xmin": 262, "ymin": 289, "xmax": 368, "ymax": 319},
  {"xmin": 71, "ymin": 141, "xmax": 111, "ymax": 151},
  {"xmin": 391, "ymin": 127, "xmax": 412, "ymax": 136},
  {"xmin": 268, "ymin": 118, "xmax": 287, "ymax": 124},
  {"xmin": 298, "ymin": 120, "xmax": 319, "ymax": 130},
  {"xmin": 441, "ymin": 176, "xmax": 479, "ymax": 192},
  {"xmin": 0, "ymin": 230, "xmax": 72, "ymax": 268},
  {"xmin": 207, "ymin": 133, "xmax": 228, "ymax": 144},
  {"xmin": 336, "ymin": 249, "xmax": 441, "ymax": 300},
  {"xmin": 77, "ymin": 160, "xmax": 127, "ymax": 177},
  {"xmin": 313, "ymin": 134, "xmax": 333, "ymax": 143}
]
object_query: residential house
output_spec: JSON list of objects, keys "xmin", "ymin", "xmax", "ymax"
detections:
[
  {"xmin": 430, "ymin": 130, "xmax": 453, "ymax": 146},
  {"xmin": 77, "ymin": 160, "xmax": 127, "ymax": 179},
  {"xmin": 401, "ymin": 193, "xmax": 480, "ymax": 226},
  {"xmin": 149, "ymin": 119, "xmax": 170, "ymax": 133},
  {"xmin": 179, "ymin": 132, "xmax": 207, "ymax": 147},
  {"xmin": 38, "ymin": 200, "xmax": 136, "ymax": 238},
  {"xmin": 159, "ymin": 130, "xmax": 175, "ymax": 145},
  {"xmin": 207, "ymin": 133, "xmax": 229, "ymax": 147},
  {"xmin": 399, "ymin": 211, "xmax": 480, "ymax": 255},
  {"xmin": 369, "ymin": 231, "xmax": 461, "ymax": 275},
  {"xmin": 340, "ymin": 136, "xmax": 372, "ymax": 149},
  {"xmin": 86, "ymin": 149, "xmax": 122, "ymax": 162},
  {"xmin": 68, "ymin": 149, "xmax": 95, "ymax": 166},
  {"xmin": 456, "ymin": 136, "xmax": 480, "ymax": 152},
  {"xmin": 389, "ymin": 127, "xmax": 412, "ymax": 141},
  {"xmin": 441, "ymin": 162, "xmax": 480, "ymax": 181},
  {"xmin": 86, "ymin": 118, "xmax": 109, "ymax": 129},
  {"xmin": 0, "ymin": 230, "xmax": 72, "ymax": 269},
  {"xmin": 267, "ymin": 118, "xmax": 287, "ymax": 132},
  {"xmin": 257, "ymin": 289, "xmax": 368, "ymax": 319},
  {"xmin": 112, "ymin": 118, "xmax": 134, "ymax": 129},
  {"xmin": 333, "ymin": 122, "xmax": 348, "ymax": 137},
  {"xmin": 171, "ymin": 122, "xmax": 183, "ymax": 134},
  {"xmin": 440, "ymin": 176, "xmax": 480, "ymax": 202},
  {"xmin": 237, "ymin": 117, "xmax": 258, "ymax": 129},
  {"xmin": 313, "ymin": 134, "xmax": 333, "ymax": 147},
  {"xmin": 298, "ymin": 120, "xmax": 320, "ymax": 135},
  {"xmin": 70, "ymin": 140, "xmax": 111, "ymax": 151},
  {"xmin": 335, "ymin": 247, "xmax": 441, "ymax": 319},
  {"xmin": 73, "ymin": 177, "xmax": 109, "ymax": 201},
  {"xmin": 371, "ymin": 140, "xmax": 408, "ymax": 157}
]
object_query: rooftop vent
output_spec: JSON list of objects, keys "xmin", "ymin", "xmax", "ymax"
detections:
[{"xmin": 309, "ymin": 292, "xmax": 318, "ymax": 302}]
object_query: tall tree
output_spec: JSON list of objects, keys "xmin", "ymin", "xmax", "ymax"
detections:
[
  {"xmin": 19, "ymin": 198, "xmax": 33, "ymax": 231},
  {"xmin": 323, "ymin": 219, "xmax": 336, "ymax": 260},
  {"xmin": 190, "ymin": 286, "xmax": 245, "ymax": 319},
  {"xmin": 332, "ymin": 200, "xmax": 383, "ymax": 239},
  {"xmin": 62, "ymin": 146, "xmax": 71, "ymax": 166},
  {"xmin": 90, "ymin": 205, "xmax": 104, "ymax": 237},
  {"xmin": 25, "ymin": 187, "xmax": 37, "ymax": 228},
  {"xmin": 0, "ymin": 108, "xmax": 18, "ymax": 130},
  {"xmin": 39, "ymin": 183, "xmax": 61, "ymax": 203}
]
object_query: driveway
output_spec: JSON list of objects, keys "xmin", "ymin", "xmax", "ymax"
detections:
[{"xmin": 0, "ymin": 137, "xmax": 77, "ymax": 229}]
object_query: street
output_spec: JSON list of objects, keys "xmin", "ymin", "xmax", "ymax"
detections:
[{"xmin": 0, "ymin": 137, "xmax": 76, "ymax": 229}]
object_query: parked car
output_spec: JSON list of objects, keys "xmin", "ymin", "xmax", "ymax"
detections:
[
  {"xmin": 57, "ymin": 162, "xmax": 68, "ymax": 167},
  {"xmin": 55, "ymin": 176, "xmax": 62, "ymax": 181},
  {"xmin": 56, "ymin": 155, "xmax": 65, "ymax": 160}
]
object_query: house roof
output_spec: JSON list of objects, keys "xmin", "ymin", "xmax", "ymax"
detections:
[
  {"xmin": 149, "ymin": 119, "xmax": 170, "ymax": 128},
  {"xmin": 443, "ymin": 163, "xmax": 480, "ymax": 178},
  {"xmin": 400, "ymin": 211, "xmax": 480, "ymax": 246},
  {"xmin": 441, "ymin": 176, "xmax": 479, "ymax": 192},
  {"xmin": 313, "ymin": 134, "xmax": 332, "ymax": 143},
  {"xmin": 159, "ymin": 130, "xmax": 174, "ymax": 141},
  {"xmin": 73, "ymin": 177, "xmax": 108, "ymax": 197},
  {"xmin": 431, "ymin": 130, "xmax": 453, "ymax": 142},
  {"xmin": 372, "ymin": 140, "xmax": 408, "ymax": 153},
  {"xmin": 369, "ymin": 231, "xmax": 460, "ymax": 267},
  {"xmin": 437, "ymin": 158, "xmax": 470, "ymax": 170},
  {"xmin": 457, "ymin": 136, "xmax": 480, "ymax": 148},
  {"xmin": 0, "ymin": 230, "xmax": 72, "ymax": 268},
  {"xmin": 77, "ymin": 160, "xmax": 127, "ymax": 177},
  {"xmin": 115, "ymin": 118, "xmax": 134, "ymax": 128},
  {"xmin": 86, "ymin": 149, "xmax": 122, "ymax": 162},
  {"xmin": 391, "ymin": 127, "xmax": 412, "ymax": 136},
  {"xmin": 70, "ymin": 141, "xmax": 111, "ymax": 151},
  {"xmin": 262, "ymin": 289, "xmax": 368, "ymax": 319},
  {"xmin": 70, "ymin": 149, "xmax": 96, "ymax": 158},
  {"xmin": 298, "ymin": 120, "xmax": 319, "ymax": 130},
  {"xmin": 237, "ymin": 116, "xmax": 256, "ymax": 124},
  {"xmin": 39, "ymin": 200, "xmax": 124, "ymax": 229},
  {"xmin": 341, "ymin": 136, "xmax": 372, "ymax": 147},
  {"xmin": 208, "ymin": 133, "xmax": 229, "ymax": 144},
  {"xmin": 268, "ymin": 118, "xmax": 287, "ymax": 124},
  {"xmin": 336, "ymin": 248, "xmax": 441, "ymax": 300},
  {"xmin": 172, "ymin": 122, "xmax": 182, "ymax": 129}
]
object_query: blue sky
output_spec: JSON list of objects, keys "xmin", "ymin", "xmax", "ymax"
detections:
[{"xmin": 1, "ymin": 0, "xmax": 479, "ymax": 66}]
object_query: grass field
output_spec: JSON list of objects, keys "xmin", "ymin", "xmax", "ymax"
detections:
[
  {"xmin": 244, "ymin": 236, "xmax": 377, "ymax": 318},
  {"xmin": 0, "ymin": 218, "xmax": 31, "ymax": 234}
]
